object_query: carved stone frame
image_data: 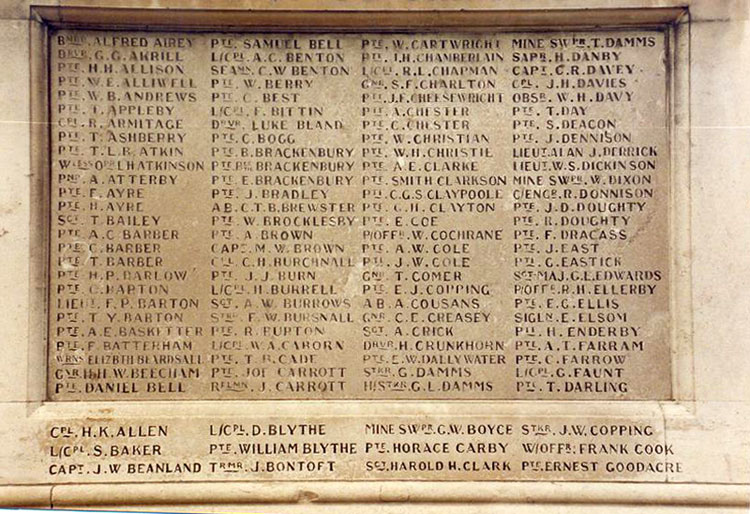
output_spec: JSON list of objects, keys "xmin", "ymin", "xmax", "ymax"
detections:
[{"xmin": 1, "ymin": 2, "xmax": 746, "ymax": 509}]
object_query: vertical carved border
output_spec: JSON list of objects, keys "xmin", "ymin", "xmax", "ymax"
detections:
[{"xmin": 667, "ymin": 12, "xmax": 694, "ymax": 406}]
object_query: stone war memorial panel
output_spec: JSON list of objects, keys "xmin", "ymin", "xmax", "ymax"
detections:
[
  {"xmin": 33, "ymin": 24, "xmax": 692, "ymax": 487},
  {"xmin": 2, "ymin": 2, "xmax": 749, "ymax": 509},
  {"xmin": 49, "ymin": 29, "xmax": 671, "ymax": 403}
]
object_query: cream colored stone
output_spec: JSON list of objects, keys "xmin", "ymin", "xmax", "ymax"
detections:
[
  {"xmin": 690, "ymin": 18, "xmax": 750, "ymax": 403},
  {"xmin": 0, "ymin": 1, "xmax": 748, "ymax": 512},
  {"xmin": 0, "ymin": 20, "xmax": 31, "ymax": 402},
  {"xmin": 45, "ymin": 29, "xmax": 672, "ymax": 402},
  {"xmin": 60, "ymin": 505, "xmax": 750, "ymax": 514}
]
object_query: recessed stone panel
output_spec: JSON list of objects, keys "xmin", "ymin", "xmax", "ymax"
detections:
[{"xmin": 48, "ymin": 29, "xmax": 671, "ymax": 402}]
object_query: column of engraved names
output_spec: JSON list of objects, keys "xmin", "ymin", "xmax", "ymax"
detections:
[
  {"xmin": 207, "ymin": 34, "xmax": 358, "ymax": 398},
  {"xmin": 509, "ymin": 32, "xmax": 670, "ymax": 399},
  {"xmin": 358, "ymin": 35, "xmax": 510, "ymax": 398},
  {"xmin": 49, "ymin": 31, "xmax": 206, "ymax": 399}
]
